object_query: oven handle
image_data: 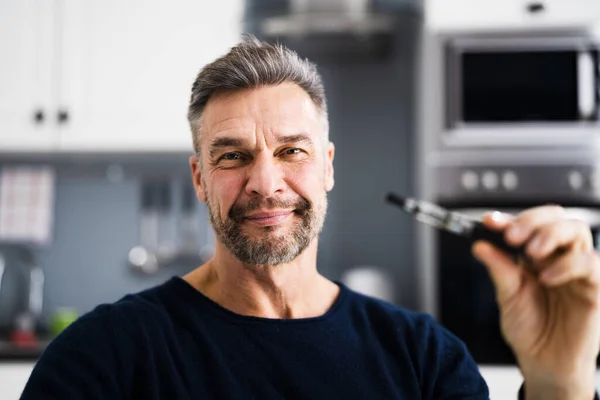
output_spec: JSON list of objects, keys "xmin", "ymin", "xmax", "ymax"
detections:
[
  {"xmin": 578, "ymin": 50, "xmax": 596, "ymax": 120},
  {"xmin": 449, "ymin": 207, "xmax": 600, "ymax": 229}
]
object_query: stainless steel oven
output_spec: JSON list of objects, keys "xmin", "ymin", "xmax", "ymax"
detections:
[
  {"xmin": 441, "ymin": 33, "xmax": 600, "ymax": 148},
  {"xmin": 425, "ymin": 156, "xmax": 600, "ymax": 365}
]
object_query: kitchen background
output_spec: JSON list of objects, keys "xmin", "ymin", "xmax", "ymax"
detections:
[{"xmin": 3, "ymin": 0, "xmax": 600, "ymax": 398}]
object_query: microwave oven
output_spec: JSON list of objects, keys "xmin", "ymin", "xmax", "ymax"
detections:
[{"xmin": 443, "ymin": 35, "xmax": 600, "ymax": 147}]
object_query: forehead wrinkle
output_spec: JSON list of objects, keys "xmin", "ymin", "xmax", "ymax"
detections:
[{"xmin": 203, "ymin": 116, "xmax": 256, "ymax": 152}]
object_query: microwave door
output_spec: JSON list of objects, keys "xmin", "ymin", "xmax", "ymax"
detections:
[{"xmin": 460, "ymin": 50, "xmax": 581, "ymax": 123}]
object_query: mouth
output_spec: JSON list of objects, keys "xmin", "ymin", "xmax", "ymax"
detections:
[{"xmin": 243, "ymin": 210, "xmax": 294, "ymax": 227}]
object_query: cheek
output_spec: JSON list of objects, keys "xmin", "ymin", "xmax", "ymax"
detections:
[
  {"xmin": 209, "ymin": 171, "xmax": 245, "ymax": 215},
  {"xmin": 284, "ymin": 162, "xmax": 326, "ymax": 196}
]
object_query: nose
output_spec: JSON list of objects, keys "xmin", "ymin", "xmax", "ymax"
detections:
[{"xmin": 244, "ymin": 154, "xmax": 285, "ymax": 198}]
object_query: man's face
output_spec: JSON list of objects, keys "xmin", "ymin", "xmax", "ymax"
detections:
[{"xmin": 190, "ymin": 83, "xmax": 335, "ymax": 266}]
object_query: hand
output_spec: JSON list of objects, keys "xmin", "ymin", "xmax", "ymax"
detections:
[{"xmin": 472, "ymin": 206, "xmax": 600, "ymax": 400}]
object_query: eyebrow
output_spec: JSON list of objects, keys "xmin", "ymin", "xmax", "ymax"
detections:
[
  {"xmin": 208, "ymin": 137, "xmax": 244, "ymax": 158},
  {"xmin": 276, "ymin": 133, "xmax": 313, "ymax": 146},
  {"xmin": 208, "ymin": 133, "xmax": 314, "ymax": 158}
]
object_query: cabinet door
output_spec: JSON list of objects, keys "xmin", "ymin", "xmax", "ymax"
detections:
[
  {"xmin": 0, "ymin": 0, "xmax": 56, "ymax": 151},
  {"xmin": 58, "ymin": 0, "xmax": 242, "ymax": 153},
  {"xmin": 426, "ymin": 0, "xmax": 600, "ymax": 32}
]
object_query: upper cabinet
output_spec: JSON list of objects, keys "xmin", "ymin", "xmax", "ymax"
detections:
[
  {"xmin": 426, "ymin": 0, "xmax": 600, "ymax": 33},
  {"xmin": 0, "ymin": 0, "xmax": 57, "ymax": 151},
  {"xmin": 1, "ymin": 0, "xmax": 242, "ymax": 153},
  {"xmin": 58, "ymin": 0, "xmax": 242, "ymax": 153}
]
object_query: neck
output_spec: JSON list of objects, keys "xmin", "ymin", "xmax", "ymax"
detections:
[{"xmin": 184, "ymin": 239, "xmax": 339, "ymax": 319}]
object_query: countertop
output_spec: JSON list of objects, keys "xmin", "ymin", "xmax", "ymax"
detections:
[
  {"xmin": 0, "ymin": 340, "xmax": 50, "ymax": 361},
  {"xmin": 0, "ymin": 364, "xmax": 599, "ymax": 399}
]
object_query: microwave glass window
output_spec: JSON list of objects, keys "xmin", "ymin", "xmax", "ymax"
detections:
[{"xmin": 461, "ymin": 51, "xmax": 579, "ymax": 122}]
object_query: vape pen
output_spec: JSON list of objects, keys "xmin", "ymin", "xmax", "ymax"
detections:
[{"xmin": 386, "ymin": 192, "xmax": 525, "ymax": 261}]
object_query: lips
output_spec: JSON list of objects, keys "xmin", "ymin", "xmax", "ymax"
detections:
[{"xmin": 244, "ymin": 211, "xmax": 294, "ymax": 227}]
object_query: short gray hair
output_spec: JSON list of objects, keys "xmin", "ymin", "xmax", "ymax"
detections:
[{"xmin": 187, "ymin": 35, "xmax": 329, "ymax": 152}]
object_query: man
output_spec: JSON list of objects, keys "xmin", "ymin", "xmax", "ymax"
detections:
[{"xmin": 21, "ymin": 36, "xmax": 600, "ymax": 399}]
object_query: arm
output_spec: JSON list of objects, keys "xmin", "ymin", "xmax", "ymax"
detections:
[{"xmin": 20, "ymin": 307, "xmax": 124, "ymax": 400}]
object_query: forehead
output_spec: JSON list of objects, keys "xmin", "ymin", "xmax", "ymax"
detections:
[{"xmin": 200, "ymin": 83, "xmax": 321, "ymax": 142}]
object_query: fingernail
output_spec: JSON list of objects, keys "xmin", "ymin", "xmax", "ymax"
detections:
[{"xmin": 491, "ymin": 211, "xmax": 510, "ymax": 222}]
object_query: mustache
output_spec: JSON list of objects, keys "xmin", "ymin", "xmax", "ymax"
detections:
[{"xmin": 229, "ymin": 197, "xmax": 311, "ymax": 222}]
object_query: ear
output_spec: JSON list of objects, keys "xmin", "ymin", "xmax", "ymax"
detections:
[
  {"xmin": 189, "ymin": 155, "xmax": 207, "ymax": 203},
  {"xmin": 325, "ymin": 141, "xmax": 335, "ymax": 192}
]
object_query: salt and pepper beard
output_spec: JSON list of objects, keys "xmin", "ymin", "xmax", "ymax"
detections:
[{"xmin": 205, "ymin": 187, "xmax": 327, "ymax": 266}]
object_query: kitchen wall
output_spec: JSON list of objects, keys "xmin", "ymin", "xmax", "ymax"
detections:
[
  {"xmin": 314, "ymin": 25, "xmax": 420, "ymax": 308},
  {"xmin": 0, "ymin": 157, "xmax": 200, "ymax": 328}
]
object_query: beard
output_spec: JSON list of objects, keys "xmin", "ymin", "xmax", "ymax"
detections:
[{"xmin": 205, "ymin": 189, "xmax": 327, "ymax": 266}]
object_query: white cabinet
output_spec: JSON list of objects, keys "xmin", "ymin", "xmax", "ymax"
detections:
[
  {"xmin": 0, "ymin": 0, "xmax": 57, "ymax": 151},
  {"xmin": 0, "ymin": 362, "xmax": 34, "ymax": 400},
  {"xmin": 1, "ymin": 0, "xmax": 242, "ymax": 153},
  {"xmin": 426, "ymin": 0, "xmax": 600, "ymax": 33},
  {"xmin": 58, "ymin": 0, "xmax": 242, "ymax": 152}
]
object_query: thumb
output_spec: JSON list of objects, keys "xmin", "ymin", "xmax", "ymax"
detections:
[{"xmin": 473, "ymin": 241, "xmax": 523, "ymax": 304}]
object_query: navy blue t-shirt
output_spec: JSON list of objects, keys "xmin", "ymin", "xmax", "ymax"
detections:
[{"xmin": 21, "ymin": 277, "xmax": 491, "ymax": 399}]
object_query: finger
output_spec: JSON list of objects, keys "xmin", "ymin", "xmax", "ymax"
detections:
[
  {"xmin": 526, "ymin": 219, "xmax": 594, "ymax": 259},
  {"xmin": 504, "ymin": 205, "xmax": 566, "ymax": 246},
  {"xmin": 473, "ymin": 240, "xmax": 524, "ymax": 304},
  {"xmin": 539, "ymin": 250, "xmax": 600, "ymax": 284},
  {"xmin": 481, "ymin": 211, "xmax": 514, "ymax": 231}
]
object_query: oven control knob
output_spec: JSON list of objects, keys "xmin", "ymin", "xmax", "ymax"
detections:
[
  {"xmin": 482, "ymin": 171, "xmax": 499, "ymax": 190},
  {"xmin": 502, "ymin": 170, "xmax": 519, "ymax": 190},
  {"xmin": 568, "ymin": 170, "xmax": 584, "ymax": 190},
  {"xmin": 461, "ymin": 170, "xmax": 478, "ymax": 191}
]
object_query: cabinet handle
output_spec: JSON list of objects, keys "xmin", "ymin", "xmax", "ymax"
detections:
[
  {"xmin": 526, "ymin": 2, "xmax": 545, "ymax": 14},
  {"xmin": 33, "ymin": 110, "xmax": 45, "ymax": 124},
  {"xmin": 57, "ymin": 110, "xmax": 69, "ymax": 124}
]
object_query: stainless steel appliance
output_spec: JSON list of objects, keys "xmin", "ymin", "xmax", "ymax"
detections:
[
  {"xmin": 417, "ymin": 15, "xmax": 600, "ymax": 367},
  {"xmin": 440, "ymin": 31, "xmax": 600, "ymax": 148},
  {"xmin": 425, "ymin": 153, "xmax": 600, "ymax": 365},
  {"xmin": 243, "ymin": 0, "xmax": 420, "ymax": 61}
]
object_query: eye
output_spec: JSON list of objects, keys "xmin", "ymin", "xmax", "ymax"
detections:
[
  {"xmin": 283, "ymin": 148, "xmax": 302, "ymax": 155},
  {"xmin": 214, "ymin": 152, "xmax": 248, "ymax": 168},
  {"xmin": 220, "ymin": 153, "xmax": 241, "ymax": 161}
]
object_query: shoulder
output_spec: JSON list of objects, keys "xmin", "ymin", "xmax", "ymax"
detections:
[
  {"xmin": 344, "ymin": 286, "xmax": 475, "ymax": 369},
  {"xmin": 344, "ymin": 288, "xmax": 487, "ymax": 397},
  {"xmin": 343, "ymin": 285, "xmax": 440, "ymax": 337},
  {"xmin": 21, "ymin": 282, "xmax": 178, "ymax": 399},
  {"xmin": 98, "ymin": 279, "xmax": 175, "ymax": 327},
  {"xmin": 48, "ymin": 278, "xmax": 178, "ymax": 354}
]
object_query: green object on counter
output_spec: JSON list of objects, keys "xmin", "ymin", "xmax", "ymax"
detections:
[{"xmin": 49, "ymin": 308, "xmax": 79, "ymax": 337}]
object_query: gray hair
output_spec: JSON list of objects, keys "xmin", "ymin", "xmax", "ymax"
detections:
[{"xmin": 187, "ymin": 35, "xmax": 329, "ymax": 153}]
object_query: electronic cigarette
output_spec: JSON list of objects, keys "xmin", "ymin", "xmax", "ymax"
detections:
[{"xmin": 386, "ymin": 192, "xmax": 525, "ymax": 261}]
